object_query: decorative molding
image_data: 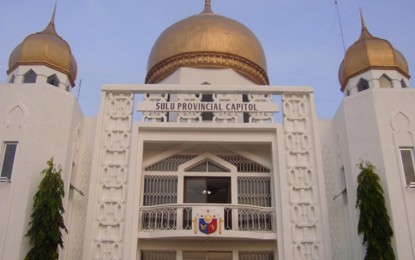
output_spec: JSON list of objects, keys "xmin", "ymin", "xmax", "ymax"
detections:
[
  {"xmin": 93, "ymin": 92, "xmax": 134, "ymax": 259},
  {"xmin": 4, "ymin": 102, "xmax": 27, "ymax": 129},
  {"xmin": 145, "ymin": 51, "xmax": 269, "ymax": 85},
  {"xmin": 391, "ymin": 111, "xmax": 414, "ymax": 147},
  {"xmin": 213, "ymin": 94, "xmax": 238, "ymax": 123},
  {"xmin": 177, "ymin": 93, "xmax": 202, "ymax": 123},
  {"xmin": 391, "ymin": 111, "xmax": 410, "ymax": 132},
  {"xmin": 248, "ymin": 94, "xmax": 273, "ymax": 123},
  {"xmin": 282, "ymin": 93, "xmax": 321, "ymax": 260},
  {"xmin": 143, "ymin": 94, "xmax": 168, "ymax": 122}
]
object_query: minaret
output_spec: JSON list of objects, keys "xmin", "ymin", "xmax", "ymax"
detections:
[
  {"xmin": 7, "ymin": 4, "xmax": 77, "ymax": 91},
  {"xmin": 331, "ymin": 11, "xmax": 415, "ymax": 260},
  {"xmin": 338, "ymin": 12, "xmax": 410, "ymax": 96}
]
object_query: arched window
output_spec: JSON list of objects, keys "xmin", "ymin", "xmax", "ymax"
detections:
[
  {"xmin": 23, "ymin": 70, "xmax": 37, "ymax": 83},
  {"xmin": 47, "ymin": 74, "xmax": 60, "ymax": 87},
  {"xmin": 357, "ymin": 78, "xmax": 369, "ymax": 92},
  {"xmin": 379, "ymin": 74, "xmax": 392, "ymax": 88}
]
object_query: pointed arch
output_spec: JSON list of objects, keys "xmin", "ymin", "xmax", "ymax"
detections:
[
  {"xmin": 178, "ymin": 152, "xmax": 237, "ymax": 173},
  {"xmin": 4, "ymin": 103, "xmax": 27, "ymax": 129},
  {"xmin": 391, "ymin": 111, "xmax": 410, "ymax": 132},
  {"xmin": 47, "ymin": 74, "xmax": 60, "ymax": 87},
  {"xmin": 379, "ymin": 74, "xmax": 392, "ymax": 89},
  {"xmin": 357, "ymin": 78, "xmax": 369, "ymax": 92},
  {"xmin": 23, "ymin": 69, "xmax": 37, "ymax": 83}
]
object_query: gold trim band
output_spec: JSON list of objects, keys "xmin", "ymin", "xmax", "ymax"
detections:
[{"xmin": 146, "ymin": 51, "xmax": 269, "ymax": 85}]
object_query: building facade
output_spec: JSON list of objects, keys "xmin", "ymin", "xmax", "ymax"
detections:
[{"xmin": 0, "ymin": 2, "xmax": 414, "ymax": 260}]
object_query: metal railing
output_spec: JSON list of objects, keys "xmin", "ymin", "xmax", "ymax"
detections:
[{"xmin": 139, "ymin": 204, "xmax": 276, "ymax": 233}]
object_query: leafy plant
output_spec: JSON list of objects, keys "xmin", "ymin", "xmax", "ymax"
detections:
[
  {"xmin": 25, "ymin": 158, "xmax": 67, "ymax": 260},
  {"xmin": 356, "ymin": 161, "xmax": 395, "ymax": 260}
]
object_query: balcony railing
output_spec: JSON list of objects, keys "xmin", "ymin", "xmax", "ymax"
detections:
[{"xmin": 138, "ymin": 204, "xmax": 276, "ymax": 239}]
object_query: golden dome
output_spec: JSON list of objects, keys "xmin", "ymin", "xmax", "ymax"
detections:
[
  {"xmin": 338, "ymin": 15, "xmax": 409, "ymax": 91},
  {"xmin": 7, "ymin": 9, "xmax": 77, "ymax": 87},
  {"xmin": 146, "ymin": 1, "xmax": 268, "ymax": 84}
]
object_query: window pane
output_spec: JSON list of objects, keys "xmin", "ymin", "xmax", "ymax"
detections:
[
  {"xmin": 189, "ymin": 161, "xmax": 208, "ymax": 172},
  {"xmin": 185, "ymin": 177, "xmax": 231, "ymax": 203},
  {"xmin": 207, "ymin": 161, "xmax": 229, "ymax": 172},
  {"xmin": 207, "ymin": 178, "xmax": 230, "ymax": 203},
  {"xmin": 1, "ymin": 143, "xmax": 17, "ymax": 180},
  {"xmin": 185, "ymin": 178, "xmax": 206, "ymax": 203},
  {"xmin": 47, "ymin": 74, "xmax": 60, "ymax": 87},
  {"xmin": 400, "ymin": 149, "xmax": 415, "ymax": 185},
  {"xmin": 187, "ymin": 161, "xmax": 229, "ymax": 172},
  {"xmin": 23, "ymin": 70, "xmax": 36, "ymax": 83}
]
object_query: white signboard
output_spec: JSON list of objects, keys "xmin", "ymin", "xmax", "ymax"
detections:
[{"xmin": 137, "ymin": 101, "xmax": 279, "ymax": 112}]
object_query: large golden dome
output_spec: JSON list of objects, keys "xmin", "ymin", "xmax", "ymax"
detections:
[
  {"xmin": 146, "ymin": 2, "xmax": 268, "ymax": 84},
  {"xmin": 7, "ymin": 11, "xmax": 77, "ymax": 87},
  {"xmin": 338, "ymin": 16, "xmax": 409, "ymax": 91}
]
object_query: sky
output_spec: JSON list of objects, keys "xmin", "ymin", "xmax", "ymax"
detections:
[{"xmin": 0, "ymin": 0, "xmax": 414, "ymax": 119}]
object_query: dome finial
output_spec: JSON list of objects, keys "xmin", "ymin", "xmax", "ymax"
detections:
[
  {"xmin": 43, "ymin": 2, "xmax": 58, "ymax": 34},
  {"xmin": 202, "ymin": 0, "xmax": 213, "ymax": 14},
  {"xmin": 50, "ymin": 1, "xmax": 57, "ymax": 26},
  {"xmin": 360, "ymin": 8, "xmax": 367, "ymax": 30},
  {"xmin": 358, "ymin": 9, "xmax": 373, "ymax": 41}
]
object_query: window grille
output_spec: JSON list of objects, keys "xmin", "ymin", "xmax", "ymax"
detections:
[
  {"xmin": 183, "ymin": 251, "xmax": 233, "ymax": 259},
  {"xmin": 239, "ymin": 251, "xmax": 274, "ymax": 260},
  {"xmin": 145, "ymin": 154, "xmax": 270, "ymax": 173},
  {"xmin": 145, "ymin": 155, "xmax": 197, "ymax": 171},
  {"xmin": 141, "ymin": 251, "xmax": 176, "ymax": 260},
  {"xmin": 218, "ymin": 155, "xmax": 270, "ymax": 173},
  {"xmin": 238, "ymin": 177, "xmax": 271, "ymax": 206},
  {"xmin": 143, "ymin": 175, "xmax": 178, "ymax": 205}
]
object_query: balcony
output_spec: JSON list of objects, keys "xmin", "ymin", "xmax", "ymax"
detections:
[{"xmin": 138, "ymin": 204, "xmax": 277, "ymax": 240}]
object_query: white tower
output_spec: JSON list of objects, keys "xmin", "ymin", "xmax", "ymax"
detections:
[
  {"xmin": 0, "ymin": 6, "xmax": 84, "ymax": 260},
  {"xmin": 326, "ymin": 13, "xmax": 415, "ymax": 259}
]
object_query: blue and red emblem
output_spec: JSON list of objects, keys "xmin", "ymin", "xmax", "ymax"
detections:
[{"xmin": 199, "ymin": 214, "xmax": 217, "ymax": 235}]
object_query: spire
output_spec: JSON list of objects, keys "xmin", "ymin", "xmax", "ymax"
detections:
[
  {"xmin": 43, "ymin": 1, "xmax": 58, "ymax": 34},
  {"xmin": 50, "ymin": 1, "xmax": 57, "ymax": 26},
  {"xmin": 202, "ymin": 0, "xmax": 213, "ymax": 14},
  {"xmin": 358, "ymin": 9, "xmax": 373, "ymax": 41},
  {"xmin": 360, "ymin": 8, "xmax": 367, "ymax": 30}
]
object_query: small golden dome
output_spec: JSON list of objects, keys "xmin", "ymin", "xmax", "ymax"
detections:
[
  {"xmin": 146, "ymin": 1, "xmax": 268, "ymax": 84},
  {"xmin": 7, "ymin": 8, "xmax": 77, "ymax": 87},
  {"xmin": 338, "ymin": 15, "xmax": 409, "ymax": 91}
]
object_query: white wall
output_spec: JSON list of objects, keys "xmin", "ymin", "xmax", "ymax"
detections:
[
  {"xmin": 0, "ymin": 83, "xmax": 83, "ymax": 259},
  {"xmin": 332, "ymin": 87, "xmax": 415, "ymax": 259}
]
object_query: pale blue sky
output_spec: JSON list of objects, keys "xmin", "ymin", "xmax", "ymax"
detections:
[{"xmin": 1, "ymin": 0, "xmax": 414, "ymax": 119}]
